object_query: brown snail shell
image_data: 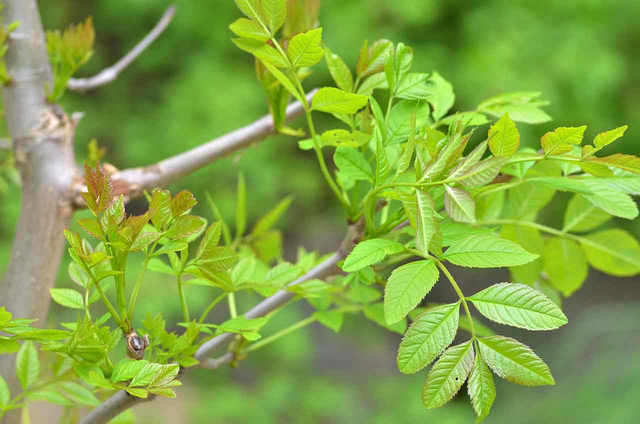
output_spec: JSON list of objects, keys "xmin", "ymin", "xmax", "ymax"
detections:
[{"xmin": 125, "ymin": 329, "xmax": 149, "ymax": 360}]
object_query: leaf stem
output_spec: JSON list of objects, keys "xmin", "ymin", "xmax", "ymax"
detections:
[
  {"xmin": 243, "ymin": 315, "xmax": 316, "ymax": 353},
  {"xmin": 199, "ymin": 292, "xmax": 228, "ymax": 324},
  {"xmin": 176, "ymin": 272, "xmax": 190, "ymax": 322},
  {"xmin": 435, "ymin": 259, "xmax": 476, "ymax": 339},
  {"xmin": 84, "ymin": 265, "xmax": 126, "ymax": 330},
  {"xmin": 227, "ymin": 292, "xmax": 238, "ymax": 319},
  {"xmin": 127, "ymin": 240, "xmax": 159, "ymax": 321}
]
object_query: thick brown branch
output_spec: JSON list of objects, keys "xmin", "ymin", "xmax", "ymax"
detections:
[
  {"xmin": 78, "ymin": 218, "xmax": 364, "ymax": 424},
  {"xmin": 73, "ymin": 90, "xmax": 316, "ymax": 205},
  {"xmin": 67, "ymin": 6, "xmax": 177, "ymax": 92}
]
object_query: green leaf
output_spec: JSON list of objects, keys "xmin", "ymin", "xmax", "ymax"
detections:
[
  {"xmin": 386, "ymin": 100, "xmax": 429, "ymax": 144},
  {"xmin": 441, "ymin": 235, "xmax": 539, "ymax": 268},
  {"xmin": 59, "ymin": 381, "xmax": 100, "ymax": 407},
  {"xmin": 149, "ymin": 189, "xmax": 172, "ymax": 230},
  {"xmin": 444, "ymin": 186, "xmax": 476, "ymax": 223},
  {"xmin": 467, "ymin": 354, "xmax": 496, "ymax": 422},
  {"xmin": 252, "ymin": 195, "xmax": 293, "ymax": 237},
  {"xmin": 363, "ymin": 303, "xmax": 407, "ymax": 334},
  {"xmin": 415, "ymin": 190, "xmax": 435, "ymax": 253},
  {"xmin": 428, "ymin": 72, "xmax": 455, "ymax": 120},
  {"xmin": 165, "ymin": 215, "xmax": 207, "ymax": 239},
  {"xmin": 0, "ymin": 374, "xmax": 9, "ymax": 407},
  {"xmin": 459, "ymin": 157, "xmax": 507, "ymax": 187},
  {"xmin": 262, "ymin": 0, "xmax": 286, "ymax": 34},
  {"xmin": 333, "ymin": 146, "xmax": 374, "ymax": 181},
  {"xmin": 477, "ymin": 336, "xmax": 554, "ymax": 386},
  {"xmin": 324, "ymin": 47, "xmax": 353, "ymax": 93},
  {"xmin": 488, "ymin": 113, "xmax": 520, "ymax": 157},
  {"xmin": 478, "ymin": 92, "xmax": 551, "ymax": 124},
  {"xmin": 448, "ymin": 140, "xmax": 489, "ymax": 180},
  {"xmin": 396, "ymin": 302, "xmax": 459, "ymax": 374},
  {"xmin": 374, "ymin": 133, "xmax": 389, "ymax": 185},
  {"xmin": 580, "ymin": 229, "xmax": 640, "ymax": 277},
  {"xmin": 229, "ymin": 18, "xmax": 270, "ymax": 42},
  {"xmin": 342, "ymin": 238, "xmax": 405, "ymax": 272},
  {"xmin": 562, "ymin": 194, "xmax": 612, "ymax": 233},
  {"xmin": 527, "ymin": 176, "xmax": 592, "ymax": 194},
  {"xmin": 262, "ymin": 61, "xmax": 303, "ymax": 102},
  {"xmin": 0, "ymin": 337, "xmax": 20, "ymax": 354},
  {"xmin": 197, "ymin": 247, "xmax": 239, "ymax": 271},
  {"xmin": 384, "ymin": 260, "xmax": 439, "ymax": 325},
  {"xmin": 422, "ymin": 340, "xmax": 474, "ymax": 409},
  {"xmin": 541, "ymin": 126, "xmax": 586, "ymax": 155},
  {"xmin": 543, "ymin": 238, "xmax": 588, "ymax": 297},
  {"xmin": 0, "ymin": 307, "xmax": 11, "ymax": 327},
  {"xmin": 468, "ymin": 283, "xmax": 568, "ymax": 330},
  {"xmin": 16, "ymin": 341, "xmax": 39, "ymax": 389},
  {"xmin": 356, "ymin": 39, "xmax": 393, "ymax": 77},
  {"xmin": 500, "ymin": 224, "xmax": 543, "ymax": 285},
  {"xmin": 356, "ymin": 73, "xmax": 388, "ymax": 95},
  {"xmin": 231, "ymin": 256, "xmax": 256, "ymax": 285},
  {"xmin": 313, "ymin": 310, "xmax": 344, "ymax": 333},
  {"xmin": 234, "ymin": 0, "xmax": 264, "ymax": 23},
  {"xmin": 582, "ymin": 125, "xmax": 628, "ymax": 157},
  {"xmin": 50, "ymin": 288, "xmax": 84, "ymax": 310},
  {"xmin": 311, "ymin": 87, "xmax": 368, "ymax": 115},
  {"xmin": 396, "ymin": 73, "xmax": 433, "ymax": 100},
  {"xmin": 288, "ymin": 28, "xmax": 323, "ymax": 68},
  {"xmin": 583, "ymin": 180, "xmax": 638, "ymax": 219},
  {"xmin": 593, "ymin": 153, "xmax": 640, "ymax": 174},
  {"xmin": 232, "ymin": 37, "xmax": 288, "ymax": 67}
]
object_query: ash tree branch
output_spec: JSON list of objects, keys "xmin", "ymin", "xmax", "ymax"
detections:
[
  {"xmin": 75, "ymin": 90, "xmax": 316, "ymax": 205},
  {"xmin": 67, "ymin": 6, "xmax": 177, "ymax": 92},
  {"xmin": 78, "ymin": 218, "xmax": 364, "ymax": 424}
]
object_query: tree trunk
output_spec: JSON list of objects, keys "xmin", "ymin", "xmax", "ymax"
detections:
[{"xmin": 0, "ymin": 1, "xmax": 76, "ymax": 422}]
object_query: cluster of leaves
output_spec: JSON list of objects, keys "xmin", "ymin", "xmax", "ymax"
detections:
[
  {"xmin": 229, "ymin": 0, "xmax": 640, "ymax": 420},
  {"xmin": 0, "ymin": 1, "xmax": 19, "ymax": 84},
  {"xmin": 46, "ymin": 16, "xmax": 95, "ymax": 101}
]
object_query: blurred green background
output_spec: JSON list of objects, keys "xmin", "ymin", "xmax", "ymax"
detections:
[{"xmin": 2, "ymin": 0, "xmax": 640, "ymax": 422}]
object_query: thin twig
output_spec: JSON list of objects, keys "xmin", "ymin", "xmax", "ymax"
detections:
[
  {"xmin": 78, "ymin": 218, "xmax": 365, "ymax": 424},
  {"xmin": 72, "ymin": 90, "xmax": 316, "ymax": 206},
  {"xmin": 68, "ymin": 6, "xmax": 177, "ymax": 92}
]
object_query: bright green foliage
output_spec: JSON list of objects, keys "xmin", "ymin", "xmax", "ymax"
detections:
[
  {"xmin": 311, "ymin": 87, "xmax": 368, "ymax": 114},
  {"xmin": 384, "ymin": 260, "xmax": 439, "ymax": 325},
  {"xmin": 581, "ymin": 229, "xmax": 640, "ymax": 276},
  {"xmin": 440, "ymin": 235, "xmax": 539, "ymax": 268},
  {"xmin": 46, "ymin": 17, "xmax": 94, "ymax": 101},
  {"xmin": 543, "ymin": 238, "xmax": 588, "ymax": 296},
  {"xmin": 342, "ymin": 238, "xmax": 405, "ymax": 272},
  {"xmin": 467, "ymin": 283, "xmax": 568, "ymax": 330},
  {"xmin": 541, "ymin": 125, "xmax": 587, "ymax": 155},
  {"xmin": 467, "ymin": 353, "xmax": 496, "ymax": 422},
  {"xmin": 488, "ymin": 113, "xmax": 520, "ymax": 157},
  {"xmin": 421, "ymin": 340, "xmax": 474, "ymax": 409},
  {"xmin": 288, "ymin": 28, "xmax": 323, "ymax": 68},
  {"xmin": 396, "ymin": 302, "xmax": 459, "ymax": 374},
  {"xmin": 16, "ymin": 342, "xmax": 39, "ymax": 390},
  {"xmin": 477, "ymin": 336, "xmax": 555, "ymax": 386}
]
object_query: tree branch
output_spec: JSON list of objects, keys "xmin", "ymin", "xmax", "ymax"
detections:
[
  {"xmin": 67, "ymin": 6, "xmax": 177, "ymax": 92},
  {"xmin": 73, "ymin": 90, "xmax": 316, "ymax": 205},
  {"xmin": 78, "ymin": 218, "xmax": 364, "ymax": 424}
]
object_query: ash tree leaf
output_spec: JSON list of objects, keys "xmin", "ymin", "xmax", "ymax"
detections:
[
  {"xmin": 415, "ymin": 190, "xmax": 435, "ymax": 253},
  {"xmin": 311, "ymin": 87, "xmax": 368, "ymax": 115},
  {"xmin": 499, "ymin": 223, "xmax": 543, "ymax": 285},
  {"xmin": 229, "ymin": 18, "xmax": 271, "ymax": 42},
  {"xmin": 165, "ymin": 215, "xmax": 207, "ymax": 240},
  {"xmin": 262, "ymin": 61, "xmax": 303, "ymax": 102},
  {"xmin": 428, "ymin": 72, "xmax": 455, "ymax": 120},
  {"xmin": 444, "ymin": 186, "xmax": 476, "ymax": 223},
  {"xmin": 396, "ymin": 73, "xmax": 433, "ymax": 100},
  {"xmin": 467, "ymin": 283, "xmax": 568, "ymax": 330},
  {"xmin": 580, "ymin": 229, "xmax": 640, "ymax": 276},
  {"xmin": 582, "ymin": 125, "xmax": 628, "ymax": 157},
  {"xmin": 396, "ymin": 302, "xmax": 460, "ymax": 374},
  {"xmin": 593, "ymin": 153, "xmax": 640, "ymax": 175},
  {"xmin": 0, "ymin": 374, "xmax": 9, "ymax": 407},
  {"xmin": 59, "ymin": 381, "xmax": 100, "ymax": 407},
  {"xmin": 262, "ymin": 0, "xmax": 286, "ymax": 34},
  {"xmin": 562, "ymin": 194, "xmax": 612, "ymax": 233},
  {"xmin": 375, "ymin": 133, "xmax": 389, "ymax": 185},
  {"xmin": 356, "ymin": 72, "xmax": 388, "ymax": 95},
  {"xmin": 449, "ymin": 140, "xmax": 489, "ymax": 180},
  {"xmin": 477, "ymin": 336, "xmax": 555, "ymax": 386},
  {"xmin": 313, "ymin": 310, "xmax": 344, "ymax": 333},
  {"xmin": 422, "ymin": 340, "xmax": 474, "ymax": 409},
  {"xmin": 342, "ymin": 238, "xmax": 405, "ymax": 272},
  {"xmin": 364, "ymin": 303, "xmax": 407, "ymax": 334},
  {"xmin": 467, "ymin": 353, "xmax": 496, "ymax": 422},
  {"xmin": 527, "ymin": 176, "xmax": 592, "ymax": 194},
  {"xmin": 441, "ymin": 235, "xmax": 539, "ymax": 268},
  {"xmin": 231, "ymin": 38, "xmax": 289, "ymax": 68},
  {"xmin": 356, "ymin": 39, "xmax": 393, "ymax": 77},
  {"xmin": 384, "ymin": 259, "xmax": 439, "ymax": 325},
  {"xmin": 583, "ymin": 180, "xmax": 638, "ymax": 220},
  {"xmin": 234, "ymin": 0, "xmax": 265, "ymax": 24},
  {"xmin": 386, "ymin": 100, "xmax": 429, "ymax": 144},
  {"xmin": 334, "ymin": 146, "xmax": 374, "ymax": 181},
  {"xmin": 541, "ymin": 125, "xmax": 587, "ymax": 155},
  {"xmin": 460, "ymin": 157, "xmax": 507, "ymax": 187},
  {"xmin": 287, "ymin": 28, "xmax": 323, "ymax": 68},
  {"xmin": 488, "ymin": 113, "xmax": 520, "ymax": 157},
  {"xmin": 252, "ymin": 195, "xmax": 293, "ymax": 237},
  {"xmin": 16, "ymin": 341, "xmax": 40, "ymax": 389},
  {"xmin": 543, "ymin": 238, "xmax": 588, "ymax": 297},
  {"xmin": 0, "ymin": 337, "xmax": 20, "ymax": 355},
  {"xmin": 196, "ymin": 222, "xmax": 222, "ymax": 259},
  {"xmin": 324, "ymin": 47, "xmax": 353, "ymax": 93},
  {"xmin": 50, "ymin": 288, "xmax": 84, "ymax": 310}
]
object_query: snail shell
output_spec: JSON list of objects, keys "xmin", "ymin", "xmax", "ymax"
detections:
[{"xmin": 125, "ymin": 330, "xmax": 149, "ymax": 360}]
